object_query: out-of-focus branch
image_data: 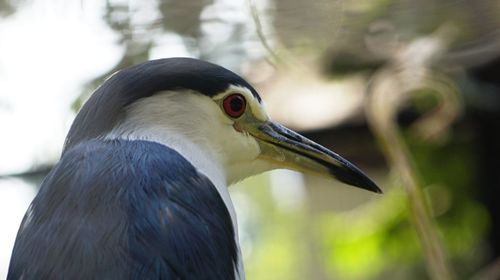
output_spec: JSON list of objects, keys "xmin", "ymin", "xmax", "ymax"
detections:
[
  {"xmin": 409, "ymin": 71, "xmax": 462, "ymax": 143},
  {"xmin": 248, "ymin": 0, "xmax": 282, "ymax": 68},
  {"xmin": 365, "ymin": 25, "xmax": 460, "ymax": 280}
]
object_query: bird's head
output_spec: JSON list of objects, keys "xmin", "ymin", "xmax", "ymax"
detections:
[{"xmin": 65, "ymin": 57, "xmax": 381, "ymax": 193}]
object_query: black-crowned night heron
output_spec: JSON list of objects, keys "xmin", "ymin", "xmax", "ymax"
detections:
[{"xmin": 8, "ymin": 58, "xmax": 381, "ymax": 280}]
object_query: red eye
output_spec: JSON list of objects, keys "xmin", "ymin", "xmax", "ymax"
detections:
[{"xmin": 223, "ymin": 94, "xmax": 246, "ymax": 118}]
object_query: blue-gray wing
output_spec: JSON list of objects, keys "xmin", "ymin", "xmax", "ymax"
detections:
[{"xmin": 7, "ymin": 139, "xmax": 237, "ymax": 280}]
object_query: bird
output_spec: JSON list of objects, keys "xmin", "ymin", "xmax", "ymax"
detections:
[{"xmin": 7, "ymin": 57, "xmax": 381, "ymax": 280}]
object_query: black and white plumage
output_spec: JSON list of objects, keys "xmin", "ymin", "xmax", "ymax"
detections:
[
  {"xmin": 63, "ymin": 58, "xmax": 261, "ymax": 153},
  {"xmin": 8, "ymin": 57, "xmax": 381, "ymax": 280}
]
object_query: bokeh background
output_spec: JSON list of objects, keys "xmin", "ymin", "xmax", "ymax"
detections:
[{"xmin": 1, "ymin": 0, "xmax": 499, "ymax": 279}]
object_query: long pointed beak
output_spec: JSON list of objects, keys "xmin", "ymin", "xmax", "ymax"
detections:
[{"xmin": 248, "ymin": 121, "xmax": 382, "ymax": 193}]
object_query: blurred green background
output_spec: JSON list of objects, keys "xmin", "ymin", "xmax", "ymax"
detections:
[{"xmin": 1, "ymin": 0, "xmax": 499, "ymax": 279}]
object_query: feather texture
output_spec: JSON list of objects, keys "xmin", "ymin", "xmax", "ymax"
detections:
[{"xmin": 8, "ymin": 139, "xmax": 237, "ymax": 280}]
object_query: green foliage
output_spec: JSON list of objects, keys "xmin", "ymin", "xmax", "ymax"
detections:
[
  {"xmin": 406, "ymin": 131, "xmax": 490, "ymax": 277},
  {"xmin": 232, "ymin": 175, "xmax": 306, "ymax": 280}
]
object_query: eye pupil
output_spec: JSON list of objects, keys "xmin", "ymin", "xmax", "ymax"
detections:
[
  {"xmin": 223, "ymin": 94, "xmax": 246, "ymax": 118},
  {"xmin": 230, "ymin": 98, "xmax": 243, "ymax": 112}
]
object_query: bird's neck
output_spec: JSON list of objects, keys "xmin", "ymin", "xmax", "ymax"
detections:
[
  {"xmin": 106, "ymin": 127, "xmax": 244, "ymax": 278},
  {"xmin": 106, "ymin": 125, "xmax": 239, "ymax": 235}
]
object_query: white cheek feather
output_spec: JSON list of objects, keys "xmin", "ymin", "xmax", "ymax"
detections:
[{"xmin": 107, "ymin": 90, "xmax": 261, "ymax": 180}]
